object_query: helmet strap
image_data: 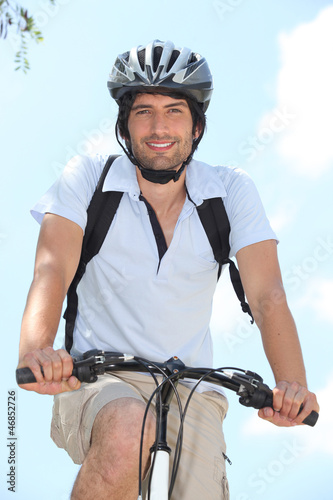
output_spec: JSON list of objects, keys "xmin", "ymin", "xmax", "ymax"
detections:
[{"xmin": 137, "ymin": 161, "xmax": 187, "ymax": 184}]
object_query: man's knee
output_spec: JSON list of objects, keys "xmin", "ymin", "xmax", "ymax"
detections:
[{"xmin": 91, "ymin": 397, "xmax": 155, "ymax": 458}]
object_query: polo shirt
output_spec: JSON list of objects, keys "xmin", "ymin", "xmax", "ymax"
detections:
[{"xmin": 31, "ymin": 154, "xmax": 277, "ymax": 368}]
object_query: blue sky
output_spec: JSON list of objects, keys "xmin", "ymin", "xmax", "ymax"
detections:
[{"xmin": 1, "ymin": 1, "xmax": 333, "ymax": 498}]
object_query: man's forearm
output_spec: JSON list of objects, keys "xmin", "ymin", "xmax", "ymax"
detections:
[
  {"xmin": 19, "ymin": 271, "xmax": 67, "ymax": 361},
  {"xmin": 255, "ymin": 297, "xmax": 307, "ymax": 387}
]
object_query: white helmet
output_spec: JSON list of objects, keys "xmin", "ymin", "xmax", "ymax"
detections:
[{"xmin": 108, "ymin": 40, "xmax": 213, "ymax": 111}]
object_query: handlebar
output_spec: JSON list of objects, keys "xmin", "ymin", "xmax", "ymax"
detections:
[{"xmin": 16, "ymin": 349, "xmax": 319, "ymax": 427}]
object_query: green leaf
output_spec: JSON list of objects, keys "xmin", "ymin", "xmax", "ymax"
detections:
[{"xmin": 2, "ymin": 0, "xmax": 56, "ymax": 73}]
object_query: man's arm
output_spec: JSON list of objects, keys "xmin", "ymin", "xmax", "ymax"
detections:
[
  {"xmin": 18, "ymin": 213, "xmax": 83, "ymax": 395},
  {"xmin": 236, "ymin": 239, "xmax": 319, "ymax": 426}
]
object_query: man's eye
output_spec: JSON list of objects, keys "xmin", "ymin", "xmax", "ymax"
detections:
[{"xmin": 170, "ymin": 108, "xmax": 182, "ymax": 113}]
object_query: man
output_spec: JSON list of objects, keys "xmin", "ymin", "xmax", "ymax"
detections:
[{"xmin": 17, "ymin": 40, "xmax": 319, "ymax": 500}]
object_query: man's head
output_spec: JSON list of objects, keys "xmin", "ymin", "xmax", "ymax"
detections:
[{"xmin": 107, "ymin": 40, "xmax": 213, "ymax": 184}]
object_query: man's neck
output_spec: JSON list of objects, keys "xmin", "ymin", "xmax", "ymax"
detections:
[{"xmin": 136, "ymin": 166, "xmax": 187, "ymax": 215}]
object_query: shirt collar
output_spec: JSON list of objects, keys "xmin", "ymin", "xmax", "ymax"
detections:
[
  {"xmin": 102, "ymin": 155, "xmax": 141, "ymax": 200},
  {"xmin": 185, "ymin": 159, "xmax": 227, "ymax": 205},
  {"xmin": 102, "ymin": 155, "xmax": 227, "ymax": 204}
]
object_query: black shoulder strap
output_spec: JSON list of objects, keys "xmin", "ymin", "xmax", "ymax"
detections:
[
  {"xmin": 196, "ymin": 198, "xmax": 254, "ymax": 323},
  {"xmin": 64, "ymin": 155, "xmax": 123, "ymax": 352}
]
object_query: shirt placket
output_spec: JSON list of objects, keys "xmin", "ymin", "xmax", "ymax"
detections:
[
  {"xmin": 139, "ymin": 195, "xmax": 195, "ymax": 279},
  {"xmin": 139, "ymin": 194, "xmax": 168, "ymax": 267}
]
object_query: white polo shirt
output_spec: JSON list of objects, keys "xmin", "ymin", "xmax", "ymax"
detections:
[{"xmin": 32, "ymin": 154, "xmax": 277, "ymax": 368}]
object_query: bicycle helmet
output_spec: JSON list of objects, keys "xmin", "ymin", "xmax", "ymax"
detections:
[{"xmin": 108, "ymin": 40, "xmax": 213, "ymax": 112}]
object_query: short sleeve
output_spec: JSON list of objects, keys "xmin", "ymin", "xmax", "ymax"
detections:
[
  {"xmin": 31, "ymin": 155, "xmax": 108, "ymax": 229},
  {"xmin": 219, "ymin": 167, "xmax": 278, "ymax": 257}
]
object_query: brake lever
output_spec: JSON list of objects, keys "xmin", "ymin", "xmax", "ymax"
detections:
[
  {"xmin": 72, "ymin": 349, "xmax": 135, "ymax": 383},
  {"xmin": 223, "ymin": 370, "xmax": 272, "ymax": 409}
]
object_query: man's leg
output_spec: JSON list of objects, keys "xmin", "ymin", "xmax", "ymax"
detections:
[
  {"xmin": 50, "ymin": 374, "xmax": 156, "ymax": 500},
  {"xmin": 71, "ymin": 397, "xmax": 155, "ymax": 500}
]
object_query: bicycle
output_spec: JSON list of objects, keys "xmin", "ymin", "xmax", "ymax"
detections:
[{"xmin": 16, "ymin": 350, "xmax": 319, "ymax": 500}]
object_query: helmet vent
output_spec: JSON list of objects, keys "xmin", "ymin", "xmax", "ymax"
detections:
[
  {"xmin": 166, "ymin": 50, "xmax": 180, "ymax": 72},
  {"xmin": 153, "ymin": 46, "xmax": 163, "ymax": 72},
  {"xmin": 184, "ymin": 60, "xmax": 199, "ymax": 79},
  {"xmin": 188, "ymin": 53, "xmax": 198, "ymax": 64},
  {"xmin": 115, "ymin": 59, "xmax": 126, "ymax": 74},
  {"xmin": 138, "ymin": 48, "xmax": 146, "ymax": 71}
]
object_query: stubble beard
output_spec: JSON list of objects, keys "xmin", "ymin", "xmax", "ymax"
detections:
[{"xmin": 130, "ymin": 133, "xmax": 193, "ymax": 172}]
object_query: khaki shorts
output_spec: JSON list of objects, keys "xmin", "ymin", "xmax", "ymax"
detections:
[{"xmin": 51, "ymin": 371, "xmax": 230, "ymax": 499}]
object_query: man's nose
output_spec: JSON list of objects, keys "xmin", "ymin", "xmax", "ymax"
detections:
[{"xmin": 150, "ymin": 112, "xmax": 169, "ymax": 135}]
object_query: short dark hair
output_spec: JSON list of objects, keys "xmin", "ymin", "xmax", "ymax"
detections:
[{"xmin": 115, "ymin": 88, "xmax": 206, "ymax": 155}]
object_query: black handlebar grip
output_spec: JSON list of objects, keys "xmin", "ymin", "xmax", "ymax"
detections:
[
  {"xmin": 261, "ymin": 393, "xmax": 318, "ymax": 427},
  {"xmin": 16, "ymin": 365, "xmax": 95, "ymax": 385},
  {"xmin": 16, "ymin": 367, "xmax": 37, "ymax": 384},
  {"xmin": 302, "ymin": 410, "xmax": 319, "ymax": 427}
]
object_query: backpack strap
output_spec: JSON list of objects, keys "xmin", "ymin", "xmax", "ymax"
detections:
[
  {"xmin": 64, "ymin": 155, "xmax": 122, "ymax": 352},
  {"xmin": 196, "ymin": 197, "xmax": 254, "ymax": 323}
]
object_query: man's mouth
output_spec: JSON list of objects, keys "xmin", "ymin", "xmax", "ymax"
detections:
[{"xmin": 146, "ymin": 141, "xmax": 176, "ymax": 151}]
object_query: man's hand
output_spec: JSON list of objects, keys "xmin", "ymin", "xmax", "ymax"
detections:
[
  {"xmin": 17, "ymin": 347, "xmax": 81, "ymax": 395},
  {"xmin": 258, "ymin": 380, "xmax": 319, "ymax": 427}
]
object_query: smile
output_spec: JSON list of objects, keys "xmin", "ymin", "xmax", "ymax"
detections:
[{"xmin": 146, "ymin": 142, "xmax": 175, "ymax": 151}]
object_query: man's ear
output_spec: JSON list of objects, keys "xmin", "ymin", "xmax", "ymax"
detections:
[
  {"xmin": 193, "ymin": 122, "xmax": 203, "ymax": 141},
  {"xmin": 119, "ymin": 129, "xmax": 130, "ymax": 146}
]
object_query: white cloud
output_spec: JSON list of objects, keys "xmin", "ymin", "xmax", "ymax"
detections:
[
  {"xmin": 241, "ymin": 372, "xmax": 333, "ymax": 456},
  {"xmin": 264, "ymin": 6, "xmax": 333, "ymax": 177},
  {"xmin": 294, "ymin": 277, "xmax": 333, "ymax": 325}
]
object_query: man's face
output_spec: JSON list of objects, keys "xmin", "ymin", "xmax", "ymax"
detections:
[{"xmin": 127, "ymin": 93, "xmax": 200, "ymax": 172}]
